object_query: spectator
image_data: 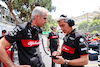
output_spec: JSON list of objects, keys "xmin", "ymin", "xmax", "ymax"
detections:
[
  {"xmin": 0, "ymin": 30, "xmax": 14, "ymax": 67},
  {"xmin": 0, "ymin": 30, "xmax": 7, "ymax": 39}
]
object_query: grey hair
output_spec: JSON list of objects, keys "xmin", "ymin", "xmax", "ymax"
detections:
[{"xmin": 31, "ymin": 6, "xmax": 48, "ymax": 20}]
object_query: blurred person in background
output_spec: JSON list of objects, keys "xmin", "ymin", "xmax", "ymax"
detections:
[
  {"xmin": 0, "ymin": 30, "xmax": 14, "ymax": 67},
  {"xmin": 0, "ymin": 30, "xmax": 7, "ymax": 39},
  {"xmin": 47, "ymin": 25, "xmax": 60, "ymax": 67},
  {"xmin": 0, "ymin": 30, "xmax": 7, "ymax": 67}
]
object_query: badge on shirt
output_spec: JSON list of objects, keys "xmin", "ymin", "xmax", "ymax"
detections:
[
  {"xmin": 79, "ymin": 38, "xmax": 86, "ymax": 45},
  {"xmin": 8, "ymin": 26, "xmax": 22, "ymax": 36},
  {"xmin": 63, "ymin": 35, "xmax": 69, "ymax": 42},
  {"xmin": 28, "ymin": 29, "xmax": 32, "ymax": 38},
  {"xmin": 69, "ymin": 37, "xmax": 75, "ymax": 40},
  {"xmin": 79, "ymin": 38, "xmax": 84, "ymax": 42}
]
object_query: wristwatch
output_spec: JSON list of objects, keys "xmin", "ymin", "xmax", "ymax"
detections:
[{"xmin": 64, "ymin": 59, "xmax": 68, "ymax": 66}]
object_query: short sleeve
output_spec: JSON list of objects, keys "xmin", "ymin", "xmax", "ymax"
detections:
[
  {"xmin": 5, "ymin": 25, "xmax": 23, "ymax": 44},
  {"xmin": 76, "ymin": 36, "xmax": 89, "ymax": 55}
]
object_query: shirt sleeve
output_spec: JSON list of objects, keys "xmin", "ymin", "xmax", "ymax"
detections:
[
  {"xmin": 76, "ymin": 36, "xmax": 89, "ymax": 55},
  {"xmin": 5, "ymin": 25, "xmax": 23, "ymax": 44}
]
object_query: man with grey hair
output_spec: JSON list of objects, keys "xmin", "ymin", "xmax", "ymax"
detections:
[{"xmin": 0, "ymin": 6, "xmax": 48, "ymax": 67}]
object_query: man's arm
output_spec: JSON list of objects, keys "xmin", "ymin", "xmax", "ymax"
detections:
[
  {"xmin": 57, "ymin": 38, "xmax": 60, "ymax": 51},
  {"xmin": 47, "ymin": 38, "xmax": 50, "ymax": 51},
  {"xmin": 0, "ymin": 38, "xmax": 31, "ymax": 67},
  {"xmin": 0, "ymin": 37, "xmax": 16, "ymax": 67},
  {"xmin": 67, "ymin": 54, "xmax": 88, "ymax": 66},
  {"xmin": 53, "ymin": 54, "xmax": 88, "ymax": 66},
  {"xmin": 58, "ymin": 38, "xmax": 60, "ymax": 46}
]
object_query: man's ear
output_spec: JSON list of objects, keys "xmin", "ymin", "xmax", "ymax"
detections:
[{"xmin": 35, "ymin": 15, "xmax": 39, "ymax": 19}]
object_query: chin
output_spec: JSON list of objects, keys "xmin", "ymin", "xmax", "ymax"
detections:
[
  {"xmin": 40, "ymin": 25, "xmax": 44, "ymax": 28},
  {"xmin": 42, "ymin": 24, "xmax": 45, "ymax": 27}
]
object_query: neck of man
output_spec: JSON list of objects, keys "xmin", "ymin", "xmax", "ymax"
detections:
[
  {"xmin": 31, "ymin": 20, "xmax": 37, "ymax": 27},
  {"xmin": 52, "ymin": 30, "xmax": 56, "ymax": 33},
  {"xmin": 67, "ymin": 27, "xmax": 74, "ymax": 35}
]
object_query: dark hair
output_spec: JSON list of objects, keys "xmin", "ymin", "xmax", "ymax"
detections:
[
  {"xmin": 51, "ymin": 26, "xmax": 56, "ymax": 30},
  {"xmin": 60, "ymin": 14, "xmax": 67, "ymax": 17},
  {"xmin": 2, "ymin": 30, "xmax": 6, "ymax": 33},
  {"xmin": 95, "ymin": 33, "xmax": 99, "ymax": 36}
]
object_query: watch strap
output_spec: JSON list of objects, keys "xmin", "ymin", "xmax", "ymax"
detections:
[{"xmin": 64, "ymin": 59, "xmax": 68, "ymax": 66}]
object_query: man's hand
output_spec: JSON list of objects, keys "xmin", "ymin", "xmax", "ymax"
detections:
[
  {"xmin": 58, "ymin": 46, "xmax": 60, "ymax": 51},
  {"xmin": 52, "ymin": 51, "xmax": 61, "ymax": 56},
  {"xmin": 17, "ymin": 65, "xmax": 31, "ymax": 67},
  {"xmin": 53, "ymin": 56, "xmax": 66, "ymax": 64},
  {"xmin": 47, "ymin": 48, "xmax": 50, "ymax": 51}
]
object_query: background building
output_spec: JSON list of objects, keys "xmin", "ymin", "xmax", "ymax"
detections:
[
  {"xmin": 72, "ymin": 12, "xmax": 100, "ymax": 30},
  {"xmin": 0, "ymin": 4, "xmax": 15, "ymax": 36}
]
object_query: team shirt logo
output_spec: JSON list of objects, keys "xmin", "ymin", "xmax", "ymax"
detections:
[
  {"xmin": 21, "ymin": 39, "xmax": 40, "ymax": 47},
  {"xmin": 79, "ymin": 42, "xmax": 86, "ymax": 45},
  {"xmin": 28, "ymin": 41, "xmax": 40, "ymax": 47},
  {"xmin": 69, "ymin": 37, "xmax": 75, "ymax": 40},
  {"xmin": 79, "ymin": 38, "xmax": 87, "ymax": 51},
  {"xmin": 27, "ymin": 29, "xmax": 32, "ymax": 38},
  {"xmin": 81, "ymin": 47, "xmax": 87, "ymax": 51},
  {"xmin": 79, "ymin": 38, "xmax": 86, "ymax": 45},
  {"xmin": 79, "ymin": 38, "xmax": 84, "ymax": 42},
  {"xmin": 62, "ymin": 44, "xmax": 75, "ymax": 54},
  {"xmin": 8, "ymin": 26, "xmax": 22, "ymax": 36},
  {"xmin": 51, "ymin": 36, "xmax": 58, "ymax": 39}
]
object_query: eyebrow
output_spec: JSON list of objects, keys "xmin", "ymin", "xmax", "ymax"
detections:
[{"xmin": 61, "ymin": 24, "xmax": 65, "ymax": 27}]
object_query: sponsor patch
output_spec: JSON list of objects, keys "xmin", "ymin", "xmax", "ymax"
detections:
[
  {"xmin": 21, "ymin": 39, "xmax": 40, "ymax": 47},
  {"xmin": 62, "ymin": 44, "xmax": 75, "ymax": 54},
  {"xmin": 81, "ymin": 47, "xmax": 87, "ymax": 51},
  {"xmin": 69, "ymin": 37, "xmax": 75, "ymax": 40},
  {"xmin": 28, "ymin": 29, "xmax": 32, "ymax": 38},
  {"xmin": 51, "ymin": 35, "xmax": 58, "ymax": 39},
  {"xmin": 79, "ymin": 38, "xmax": 84, "ymax": 42},
  {"xmin": 79, "ymin": 42, "xmax": 85, "ymax": 45},
  {"xmin": 8, "ymin": 26, "xmax": 22, "ymax": 36}
]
